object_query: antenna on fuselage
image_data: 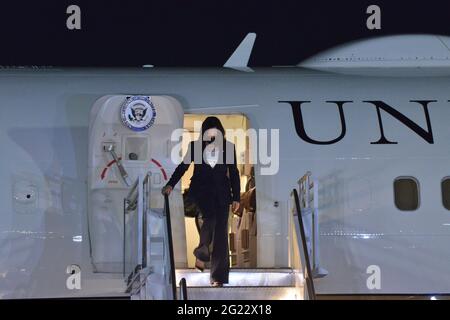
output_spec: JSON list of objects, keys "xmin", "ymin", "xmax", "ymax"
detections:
[{"xmin": 224, "ymin": 32, "xmax": 256, "ymax": 72}]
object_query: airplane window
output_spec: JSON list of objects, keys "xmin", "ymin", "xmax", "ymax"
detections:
[
  {"xmin": 394, "ymin": 177, "xmax": 419, "ymax": 211},
  {"xmin": 441, "ymin": 178, "xmax": 450, "ymax": 210}
]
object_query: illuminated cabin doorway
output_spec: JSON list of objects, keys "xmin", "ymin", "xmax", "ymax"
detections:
[{"xmin": 181, "ymin": 114, "xmax": 257, "ymax": 269}]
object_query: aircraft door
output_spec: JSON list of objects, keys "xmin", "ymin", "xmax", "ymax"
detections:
[{"xmin": 88, "ymin": 95, "xmax": 187, "ymax": 273}]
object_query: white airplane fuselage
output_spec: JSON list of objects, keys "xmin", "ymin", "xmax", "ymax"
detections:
[{"xmin": 1, "ymin": 67, "xmax": 450, "ymax": 298}]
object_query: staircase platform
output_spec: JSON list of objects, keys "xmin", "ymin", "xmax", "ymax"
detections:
[
  {"xmin": 176, "ymin": 268, "xmax": 301, "ymax": 287},
  {"xmin": 182, "ymin": 286, "xmax": 303, "ymax": 300},
  {"xmin": 175, "ymin": 268, "xmax": 304, "ymax": 300}
]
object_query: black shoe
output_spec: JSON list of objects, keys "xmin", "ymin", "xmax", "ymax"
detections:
[{"xmin": 193, "ymin": 247, "xmax": 210, "ymax": 262}]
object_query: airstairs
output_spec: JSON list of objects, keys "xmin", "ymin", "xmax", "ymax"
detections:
[
  {"xmin": 175, "ymin": 268, "xmax": 303, "ymax": 300},
  {"xmin": 122, "ymin": 171, "xmax": 326, "ymax": 300}
]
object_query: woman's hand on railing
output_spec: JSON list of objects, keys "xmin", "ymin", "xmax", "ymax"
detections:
[{"xmin": 161, "ymin": 185, "xmax": 173, "ymax": 196}]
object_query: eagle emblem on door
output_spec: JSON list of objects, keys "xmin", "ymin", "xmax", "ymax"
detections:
[{"xmin": 120, "ymin": 96, "xmax": 156, "ymax": 132}]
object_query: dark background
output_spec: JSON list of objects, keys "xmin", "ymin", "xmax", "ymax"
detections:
[{"xmin": 2, "ymin": 0, "xmax": 450, "ymax": 66}]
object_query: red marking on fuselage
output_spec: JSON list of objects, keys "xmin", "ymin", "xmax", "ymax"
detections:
[
  {"xmin": 151, "ymin": 158, "xmax": 168, "ymax": 180},
  {"xmin": 100, "ymin": 156, "xmax": 167, "ymax": 181},
  {"xmin": 100, "ymin": 157, "xmax": 122, "ymax": 180},
  {"xmin": 100, "ymin": 167, "xmax": 108, "ymax": 180}
]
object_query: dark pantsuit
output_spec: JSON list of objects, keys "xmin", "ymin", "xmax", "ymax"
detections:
[
  {"xmin": 166, "ymin": 139, "xmax": 241, "ymax": 285},
  {"xmin": 194, "ymin": 202, "xmax": 230, "ymax": 284}
]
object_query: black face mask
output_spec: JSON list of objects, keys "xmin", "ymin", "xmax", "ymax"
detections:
[{"xmin": 205, "ymin": 136, "xmax": 216, "ymax": 145}]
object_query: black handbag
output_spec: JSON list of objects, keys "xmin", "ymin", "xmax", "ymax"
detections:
[{"xmin": 183, "ymin": 188, "xmax": 202, "ymax": 218}]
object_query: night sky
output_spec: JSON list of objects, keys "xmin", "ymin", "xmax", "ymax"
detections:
[{"xmin": 1, "ymin": 0, "xmax": 450, "ymax": 66}]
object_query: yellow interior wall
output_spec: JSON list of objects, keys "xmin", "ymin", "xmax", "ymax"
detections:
[{"xmin": 182, "ymin": 114, "xmax": 250, "ymax": 267}]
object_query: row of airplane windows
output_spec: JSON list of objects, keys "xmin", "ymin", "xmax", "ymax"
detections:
[{"xmin": 394, "ymin": 177, "xmax": 450, "ymax": 211}]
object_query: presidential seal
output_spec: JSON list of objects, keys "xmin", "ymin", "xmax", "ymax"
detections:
[{"xmin": 120, "ymin": 96, "xmax": 156, "ymax": 132}]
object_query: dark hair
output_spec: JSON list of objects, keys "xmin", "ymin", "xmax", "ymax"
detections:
[{"xmin": 201, "ymin": 116, "xmax": 225, "ymax": 137}]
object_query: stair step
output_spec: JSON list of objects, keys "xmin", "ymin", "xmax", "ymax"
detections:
[
  {"xmin": 179, "ymin": 286, "xmax": 303, "ymax": 300},
  {"xmin": 176, "ymin": 268, "xmax": 302, "ymax": 287}
]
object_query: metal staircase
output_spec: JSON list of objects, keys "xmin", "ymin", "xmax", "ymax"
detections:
[
  {"xmin": 122, "ymin": 170, "xmax": 326, "ymax": 300},
  {"xmin": 122, "ymin": 173, "xmax": 176, "ymax": 300},
  {"xmin": 175, "ymin": 268, "xmax": 303, "ymax": 300},
  {"xmin": 169, "ymin": 171, "xmax": 327, "ymax": 301}
]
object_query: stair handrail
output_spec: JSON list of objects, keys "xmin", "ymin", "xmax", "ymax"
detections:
[
  {"xmin": 297, "ymin": 171, "xmax": 328, "ymax": 278},
  {"xmin": 164, "ymin": 194, "xmax": 178, "ymax": 300},
  {"xmin": 122, "ymin": 173, "xmax": 179, "ymax": 300},
  {"xmin": 123, "ymin": 172, "xmax": 151, "ymax": 293},
  {"xmin": 291, "ymin": 188, "xmax": 316, "ymax": 300}
]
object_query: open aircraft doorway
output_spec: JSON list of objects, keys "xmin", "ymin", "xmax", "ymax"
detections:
[{"xmin": 181, "ymin": 114, "xmax": 257, "ymax": 269}]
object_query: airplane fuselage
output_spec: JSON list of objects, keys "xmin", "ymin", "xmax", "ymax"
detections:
[{"xmin": 1, "ymin": 67, "xmax": 450, "ymax": 297}]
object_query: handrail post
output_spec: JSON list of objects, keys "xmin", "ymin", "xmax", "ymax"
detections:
[
  {"xmin": 137, "ymin": 175, "xmax": 144, "ymax": 265},
  {"xmin": 179, "ymin": 278, "xmax": 188, "ymax": 300},
  {"xmin": 142, "ymin": 172, "xmax": 151, "ymax": 269},
  {"xmin": 305, "ymin": 174, "xmax": 310, "ymax": 210},
  {"xmin": 312, "ymin": 177, "xmax": 318, "ymax": 273},
  {"xmin": 123, "ymin": 198, "xmax": 126, "ymax": 277}
]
